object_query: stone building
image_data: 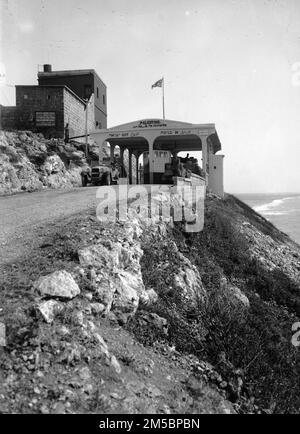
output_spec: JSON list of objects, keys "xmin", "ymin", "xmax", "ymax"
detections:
[
  {"xmin": 38, "ymin": 65, "xmax": 107, "ymax": 129},
  {"xmin": 0, "ymin": 64, "xmax": 106, "ymax": 141}
]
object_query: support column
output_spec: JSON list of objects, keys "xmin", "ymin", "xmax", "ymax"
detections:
[
  {"xmin": 128, "ymin": 150, "xmax": 133, "ymax": 184},
  {"xmin": 120, "ymin": 147, "xmax": 124, "ymax": 165},
  {"xmin": 99, "ymin": 139, "xmax": 106, "ymax": 164},
  {"xmin": 148, "ymin": 138, "xmax": 154, "ymax": 184},
  {"xmin": 202, "ymin": 136, "xmax": 209, "ymax": 183},
  {"xmin": 120, "ymin": 147, "xmax": 125, "ymax": 177},
  {"xmin": 110, "ymin": 143, "xmax": 115, "ymax": 162},
  {"xmin": 135, "ymin": 152, "xmax": 141, "ymax": 184}
]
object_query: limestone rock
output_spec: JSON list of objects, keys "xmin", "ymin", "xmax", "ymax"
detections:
[
  {"xmin": 34, "ymin": 270, "xmax": 80, "ymax": 300},
  {"xmin": 226, "ymin": 284, "xmax": 250, "ymax": 308},
  {"xmin": 140, "ymin": 288, "xmax": 158, "ymax": 306},
  {"xmin": 109, "ymin": 355, "xmax": 122, "ymax": 374},
  {"xmin": 36, "ymin": 300, "xmax": 63, "ymax": 323},
  {"xmin": 111, "ymin": 271, "xmax": 140, "ymax": 322},
  {"xmin": 220, "ymin": 277, "xmax": 250, "ymax": 308},
  {"xmin": 174, "ymin": 253, "xmax": 207, "ymax": 306},
  {"xmin": 93, "ymin": 277, "xmax": 115, "ymax": 313},
  {"xmin": 123, "ymin": 219, "xmax": 143, "ymax": 241},
  {"xmin": 140, "ymin": 312, "xmax": 168, "ymax": 334},
  {"xmin": 90, "ymin": 302, "xmax": 106, "ymax": 315},
  {"xmin": 0, "ymin": 322, "xmax": 6, "ymax": 346},
  {"xmin": 93, "ymin": 333, "xmax": 110, "ymax": 358},
  {"xmin": 78, "ymin": 244, "xmax": 118, "ymax": 271},
  {"xmin": 0, "ymin": 130, "xmax": 83, "ymax": 195},
  {"xmin": 41, "ymin": 155, "xmax": 65, "ymax": 175},
  {"xmin": 94, "ymin": 331, "xmax": 122, "ymax": 374},
  {"xmin": 79, "ymin": 238, "xmax": 147, "ymax": 323}
]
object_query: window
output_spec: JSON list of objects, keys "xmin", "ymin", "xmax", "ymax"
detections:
[
  {"xmin": 97, "ymin": 87, "xmax": 99, "ymax": 98},
  {"xmin": 23, "ymin": 94, "xmax": 28, "ymax": 99},
  {"xmin": 47, "ymin": 95, "xmax": 51, "ymax": 100},
  {"xmin": 103, "ymin": 94, "xmax": 106, "ymax": 105}
]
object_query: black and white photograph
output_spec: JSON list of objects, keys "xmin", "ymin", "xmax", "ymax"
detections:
[{"xmin": 0, "ymin": 0, "xmax": 300, "ymax": 419}]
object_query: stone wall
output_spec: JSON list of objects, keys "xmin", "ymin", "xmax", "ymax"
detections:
[
  {"xmin": 64, "ymin": 90, "xmax": 95, "ymax": 143},
  {"xmin": 0, "ymin": 86, "xmax": 95, "ymax": 142},
  {"xmin": 0, "ymin": 105, "xmax": 18, "ymax": 130}
]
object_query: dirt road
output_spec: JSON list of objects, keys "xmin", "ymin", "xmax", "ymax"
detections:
[{"xmin": 0, "ymin": 187, "xmax": 99, "ymax": 265}]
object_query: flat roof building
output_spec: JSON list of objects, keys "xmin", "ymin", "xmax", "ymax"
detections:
[
  {"xmin": 38, "ymin": 65, "xmax": 107, "ymax": 129},
  {"xmin": 0, "ymin": 64, "xmax": 107, "ymax": 140},
  {"xmin": 90, "ymin": 118, "xmax": 224, "ymax": 197}
]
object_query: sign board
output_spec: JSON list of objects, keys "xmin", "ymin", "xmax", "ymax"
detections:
[
  {"xmin": 133, "ymin": 119, "xmax": 167, "ymax": 129},
  {"xmin": 35, "ymin": 111, "xmax": 56, "ymax": 127},
  {"xmin": 107, "ymin": 129, "xmax": 194, "ymax": 139}
]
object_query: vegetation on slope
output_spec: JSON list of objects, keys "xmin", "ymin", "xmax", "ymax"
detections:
[
  {"xmin": 128, "ymin": 194, "xmax": 300, "ymax": 413},
  {"xmin": 1, "ymin": 192, "xmax": 299, "ymax": 413}
]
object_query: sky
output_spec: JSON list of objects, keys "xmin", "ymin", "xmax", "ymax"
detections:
[{"xmin": 0, "ymin": 0, "xmax": 300, "ymax": 193}]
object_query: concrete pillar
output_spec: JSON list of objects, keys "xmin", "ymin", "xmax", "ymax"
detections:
[
  {"xmin": 148, "ymin": 139, "xmax": 154, "ymax": 184},
  {"xmin": 99, "ymin": 140, "xmax": 107, "ymax": 164},
  {"xmin": 120, "ymin": 147, "xmax": 124, "ymax": 166},
  {"xmin": 119, "ymin": 147, "xmax": 125, "ymax": 178},
  {"xmin": 202, "ymin": 136, "xmax": 209, "ymax": 183},
  {"xmin": 135, "ymin": 152, "xmax": 141, "ymax": 184},
  {"xmin": 208, "ymin": 154, "xmax": 224, "ymax": 198},
  {"xmin": 110, "ymin": 143, "xmax": 115, "ymax": 161},
  {"xmin": 128, "ymin": 150, "xmax": 133, "ymax": 184}
]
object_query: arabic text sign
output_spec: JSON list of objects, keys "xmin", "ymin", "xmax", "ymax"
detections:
[{"xmin": 36, "ymin": 111, "xmax": 56, "ymax": 127}]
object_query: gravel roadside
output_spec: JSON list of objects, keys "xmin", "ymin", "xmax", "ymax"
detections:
[{"xmin": 0, "ymin": 187, "xmax": 99, "ymax": 265}]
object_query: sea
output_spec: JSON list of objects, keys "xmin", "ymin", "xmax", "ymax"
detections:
[{"xmin": 236, "ymin": 193, "xmax": 300, "ymax": 246}]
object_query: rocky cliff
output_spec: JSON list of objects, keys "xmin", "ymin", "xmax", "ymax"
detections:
[
  {"xmin": 0, "ymin": 190, "xmax": 299, "ymax": 413},
  {"xmin": 0, "ymin": 130, "xmax": 110, "ymax": 195}
]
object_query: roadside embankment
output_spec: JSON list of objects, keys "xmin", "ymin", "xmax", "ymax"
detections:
[
  {"xmin": 0, "ymin": 130, "xmax": 97, "ymax": 195},
  {"xmin": 0, "ymin": 193, "xmax": 299, "ymax": 413}
]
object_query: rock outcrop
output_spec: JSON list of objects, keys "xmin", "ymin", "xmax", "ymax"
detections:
[
  {"xmin": 34, "ymin": 270, "xmax": 81, "ymax": 300},
  {"xmin": 1, "ymin": 193, "xmax": 300, "ymax": 414},
  {"xmin": 0, "ymin": 130, "xmax": 106, "ymax": 195},
  {"xmin": 78, "ymin": 232, "xmax": 153, "ymax": 323}
]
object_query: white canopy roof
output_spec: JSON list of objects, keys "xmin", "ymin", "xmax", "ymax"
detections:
[{"xmin": 90, "ymin": 118, "xmax": 222, "ymax": 154}]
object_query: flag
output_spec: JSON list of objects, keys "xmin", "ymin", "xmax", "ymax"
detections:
[{"xmin": 151, "ymin": 78, "xmax": 163, "ymax": 89}]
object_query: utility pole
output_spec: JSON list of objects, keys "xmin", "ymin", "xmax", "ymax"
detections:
[
  {"xmin": 85, "ymin": 93, "xmax": 93, "ymax": 159},
  {"xmin": 162, "ymin": 77, "xmax": 165, "ymax": 120},
  {"xmin": 85, "ymin": 98, "xmax": 89, "ymax": 159}
]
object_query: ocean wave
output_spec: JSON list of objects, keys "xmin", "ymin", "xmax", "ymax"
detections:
[
  {"xmin": 262, "ymin": 211, "xmax": 291, "ymax": 216},
  {"xmin": 254, "ymin": 196, "xmax": 300, "ymax": 214}
]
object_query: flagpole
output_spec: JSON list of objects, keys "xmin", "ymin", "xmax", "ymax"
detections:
[{"xmin": 162, "ymin": 77, "xmax": 165, "ymax": 120}]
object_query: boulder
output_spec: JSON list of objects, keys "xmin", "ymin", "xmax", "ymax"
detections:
[
  {"xmin": 34, "ymin": 270, "xmax": 80, "ymax": 300},
  {"xmin": 36, "ymin": 300, "xmax": 64, "ymax": 323},
  {"xmin": 111, "ymin": 271, "xmax": 140, "ymax": 322},
  {"xmin": 140, "ymin": 288, "xmax": 158, "ymax": 306},
  {"xmin": 90, "ymin": 302, "xmax": 106, "ymax": 315},
  {"xmin": 93, "ymin": 277, "xmax": 115, "ymax": 313},
  {"xmin": 78, "ymin": 244, "xmax": 118, "ymax": 271},
  {"xmin": 140, "ymin": 312, "xmax": 168, "ymax": 334},
  {"xmin": 118, "ymin": 242, "xmax": 143, "ymax": 271},
  {"xmin": 41, "ymin": 155, "xmax": 65, "ymax": 175}
]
